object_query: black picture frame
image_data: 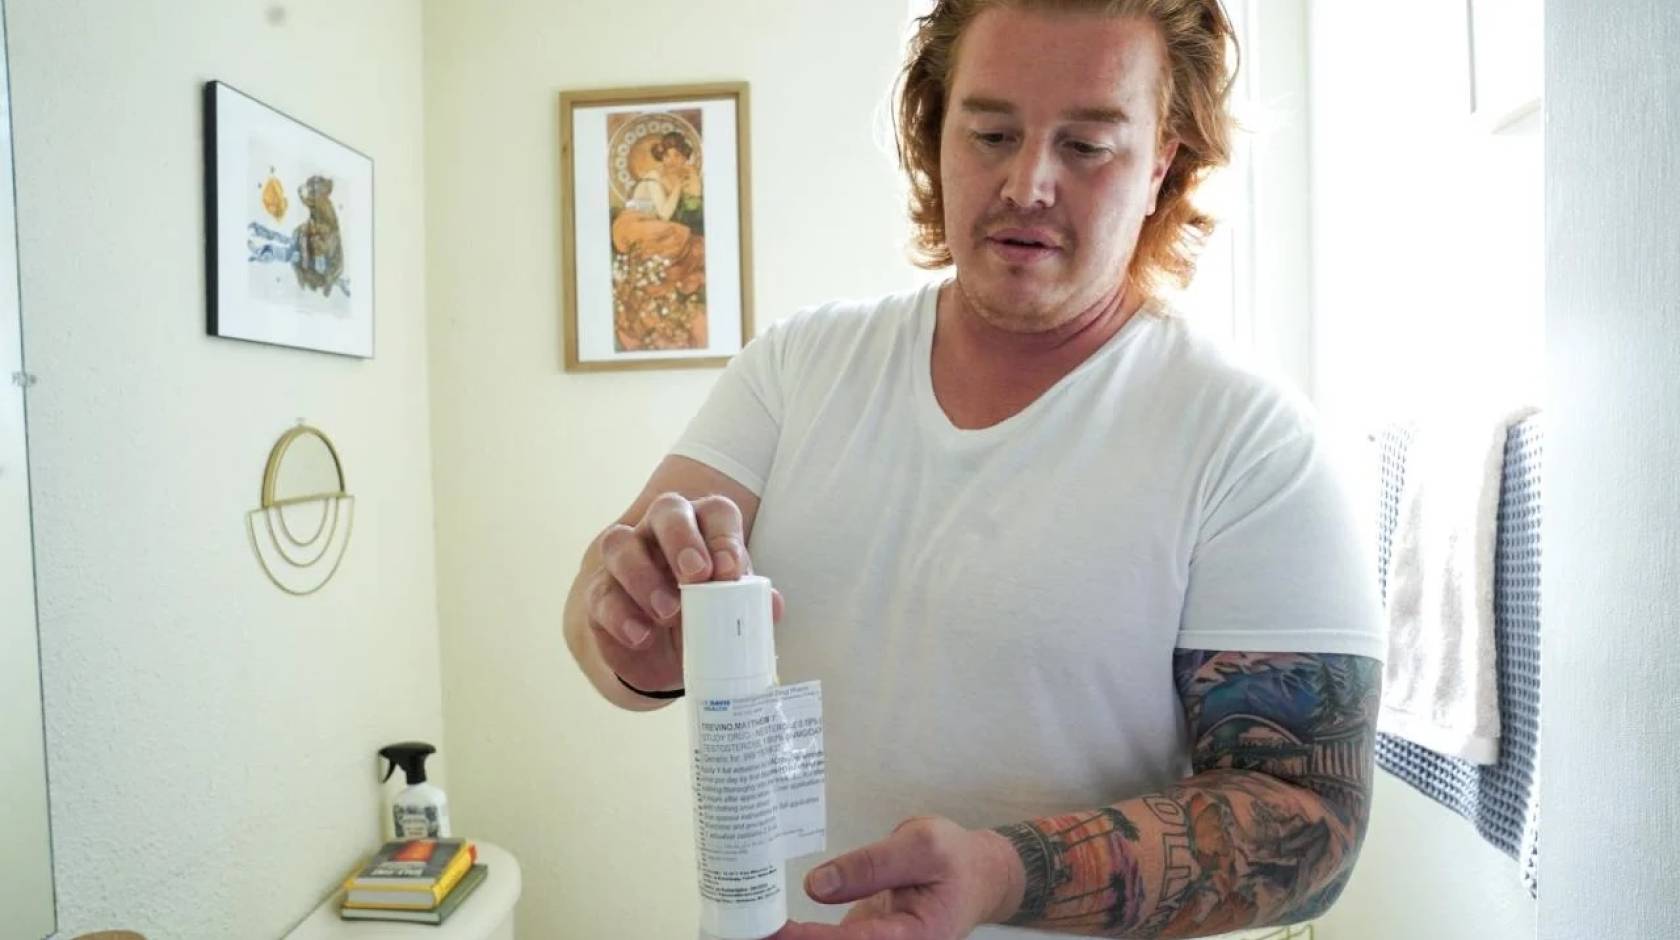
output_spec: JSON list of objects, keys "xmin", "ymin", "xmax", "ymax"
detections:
[{"xmin": 204, "ymin": 80, "xmax": 375, "ymax": 358}]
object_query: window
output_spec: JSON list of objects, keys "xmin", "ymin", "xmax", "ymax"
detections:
[{"xmin": 1308, "ymin": 0, "xmax": 1544, "ymax": 441}]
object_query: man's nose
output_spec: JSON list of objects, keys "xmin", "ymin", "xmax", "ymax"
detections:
[{"xmin": 1000, "ymin": 141, "xmax": 1056, "ymax": 210}]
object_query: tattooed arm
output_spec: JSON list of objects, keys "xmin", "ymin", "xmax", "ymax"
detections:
[
  {"xmin": 992, "ymin": 651, "xmax": 1382, "ymax": 938},
  {"xmin": 776, "ymin": 652, "xmax": 1380, "ymax": 940}
]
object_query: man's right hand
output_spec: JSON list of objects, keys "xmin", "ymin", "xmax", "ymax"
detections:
[{"xmin": 583, "ymin": 492, "xmax": 780, "ymax": 696}]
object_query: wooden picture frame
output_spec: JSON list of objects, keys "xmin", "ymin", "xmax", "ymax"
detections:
[{"xmin": 559, "ymin": 82, "xmax": 754, "ymax": 372}]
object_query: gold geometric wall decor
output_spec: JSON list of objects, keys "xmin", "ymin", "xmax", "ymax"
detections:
[{"xmin": 245, "ymin": 423, "xmax": 354, "ymax": 596}]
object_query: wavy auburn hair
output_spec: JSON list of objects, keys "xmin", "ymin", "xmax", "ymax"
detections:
[{"xmin": 896, "ymin": 0, "xmax": 1238, "ymax": 297}]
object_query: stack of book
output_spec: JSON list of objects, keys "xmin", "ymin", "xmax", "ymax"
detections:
[{"xmin": 339, "ymin": 837, "xmax": 488, "ymax": 925}]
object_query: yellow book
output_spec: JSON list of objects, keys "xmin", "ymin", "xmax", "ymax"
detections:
[
  {"xmin": 340, "ymin": 865, "xmax": 489, "ymax": 924},
  {"xmin": 340, "ymin": 838, "xmax": 477, "ymax": 910}
]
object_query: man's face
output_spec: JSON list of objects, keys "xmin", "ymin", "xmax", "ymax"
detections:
[{"xmin": 939, "ymin": 7, "xmax": 1177, "ymax": 331}]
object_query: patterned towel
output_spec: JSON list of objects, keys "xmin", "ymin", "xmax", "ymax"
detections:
[{"xmin": 1372, "ymin": 416, "xmax": 1542, "ymax": 897}]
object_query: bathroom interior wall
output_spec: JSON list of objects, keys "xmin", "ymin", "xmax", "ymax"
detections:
[
  {"xmin": 1318, "ymin": 774, "xmax": 1536, "ymax": 940},
  {"xmin": 1538, "ymin": 1, "xmax": 1680, "ymax": 937},
  {"xmin": 422, "ymin": 0, "xmax": 923, "ymax": 935},
  {"xmin": 8, "ymin": 1, "xmax": 445, "ymax": 936}
]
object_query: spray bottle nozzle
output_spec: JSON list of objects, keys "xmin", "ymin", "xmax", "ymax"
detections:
[{"xmin": 379, "ymin": 741, "xmax": 436, "ymax": 785}]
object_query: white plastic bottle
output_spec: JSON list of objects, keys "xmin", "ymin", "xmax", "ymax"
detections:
[
  {"xmin": 682, "ymin": 576, "xmax": 785, "ymax": 940},
  {"xmin": 379, "ymin": 742, "xmax": 452, "ymax": 839}
]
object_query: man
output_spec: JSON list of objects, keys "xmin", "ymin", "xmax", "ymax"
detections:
[{"xmin": 563, "ymin": 1, "xmax": 1385, "ymax": 937}]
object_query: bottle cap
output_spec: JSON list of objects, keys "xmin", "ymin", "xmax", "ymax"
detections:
[{"xmin": 681, "ymin": 575, "xmax": 775, "ymax": 683}]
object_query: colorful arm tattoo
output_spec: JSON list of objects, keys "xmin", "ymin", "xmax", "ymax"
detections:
[{"xmin": 993, "ymin": 652, "xmax": 1382, "ymax": 937}]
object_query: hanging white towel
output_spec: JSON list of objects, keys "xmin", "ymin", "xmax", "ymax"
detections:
[{"xmin": 1377, "ymin": 404, "xmax": 1538, "ymax": 764}]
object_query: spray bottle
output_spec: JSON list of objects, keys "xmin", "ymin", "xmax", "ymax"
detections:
[{"xmin": 379, "ymin": 741, "xmax": 452, "ymax": 839}]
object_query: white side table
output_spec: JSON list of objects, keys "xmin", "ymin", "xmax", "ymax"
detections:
[{"xmin": 286, "ymin": 841, "xmax": 522, "ymax": 940}]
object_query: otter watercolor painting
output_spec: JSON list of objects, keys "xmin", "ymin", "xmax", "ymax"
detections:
[
  {"xmin": 206, "ymin": 81, "xmax": 374, "ymax": 358},
  {"xmin": 245, "ymin": 153, "xmax": 353, "ymax": 313}
]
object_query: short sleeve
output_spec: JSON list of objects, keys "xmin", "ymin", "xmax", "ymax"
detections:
[
  {"xmin": 1176, "ymin": 428, "xmax": 1387, "ymax": 660},
  {"xmin": 667, "ymin": 324, "xmax": 786, "ymax": 496}
]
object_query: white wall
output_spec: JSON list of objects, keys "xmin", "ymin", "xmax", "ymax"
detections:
[
  {"xmin": 1306, "ymin": 2, "xmax": 1541, "ymax": 938},
  {"xmin": 422, "ymin": 0, "xmax": 922, "ymax": 934},
  {"xmin": 1538, "ymin": 1, "xmax": 1680, "ymax": 936},
  {"xmin": 9, "ymin": 1, "xmax": 445, "ymax": 937},
  {"xmin": 1319, "ymin": 773, "xmax": 1536, "ymax": 940}
]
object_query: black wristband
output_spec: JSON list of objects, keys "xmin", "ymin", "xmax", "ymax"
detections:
[{"xmin": 615, "ymin": 673, "xmax": 685, "ymax": 700}]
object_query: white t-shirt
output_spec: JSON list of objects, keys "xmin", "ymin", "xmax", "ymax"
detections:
[{"xmin": 671, "ymin": 279, "xmax": 1384, "ymax": 937}]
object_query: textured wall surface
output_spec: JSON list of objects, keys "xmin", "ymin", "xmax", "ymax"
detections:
[
  {"xmin": 9, "ymin": 2, "xmax": 446, "ymax": 936},
  {"xmin": 1539, "ymin": 1, "xmax": 1680, "ymax": 937}
]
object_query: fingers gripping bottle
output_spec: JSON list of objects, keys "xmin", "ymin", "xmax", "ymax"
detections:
[{"xmin": 682, "ymin": 575, "xmax": 785, "ymax": 940}]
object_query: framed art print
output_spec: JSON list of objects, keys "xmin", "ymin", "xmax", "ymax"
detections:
[
  {"xmin": 560, "ymin": 82, "xmax": 754, "ymax": 372},
  {"xmin": 204, "ymin": 80, "xmax": 374, "ymax": 358}
]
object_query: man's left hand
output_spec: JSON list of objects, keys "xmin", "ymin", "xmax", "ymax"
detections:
[{"xmin": 772, "ymin": 816, "xmax": 1025, "ymax": 939}]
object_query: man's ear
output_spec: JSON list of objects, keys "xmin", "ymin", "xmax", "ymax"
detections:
[{"xmin": 1147, "ymin": 138, "xmax": 1181, "ymax": 217}]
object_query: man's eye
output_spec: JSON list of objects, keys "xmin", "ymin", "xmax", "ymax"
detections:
[
  {"xmin": 1065, "ymin": 140, "xmax": 1109, "ymax": 158},
  {"xmin": 970, "ymin": 131, "xmax": 1012, "ymax": 146}
]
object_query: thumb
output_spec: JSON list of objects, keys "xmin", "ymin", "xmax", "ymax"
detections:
[{"xmin": 805, "ymin": 825, "xmax": 941, "ymax": 905}]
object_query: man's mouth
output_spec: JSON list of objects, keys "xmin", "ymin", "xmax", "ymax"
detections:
[
  {"xmin": 987, "ymin": 227, "xmax": 1062, "ymax": 249},
  {"xmin": 985, "ymin": 227, "xmax": 1064, "ymax": 265}
]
